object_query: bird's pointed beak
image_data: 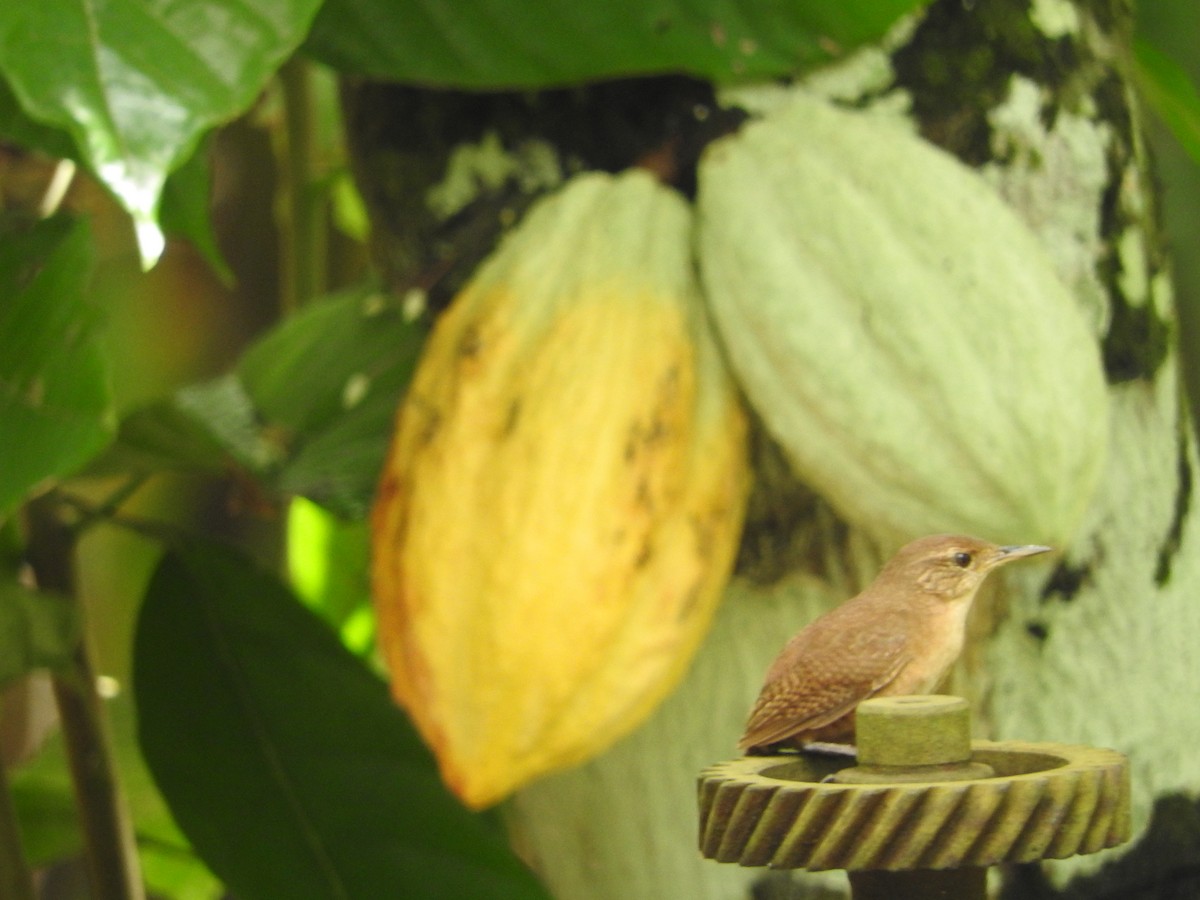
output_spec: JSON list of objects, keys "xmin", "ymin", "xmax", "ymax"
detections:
[{"xmin": 996, "ymin": 544, "xmax": 1053, "ymax": 562}]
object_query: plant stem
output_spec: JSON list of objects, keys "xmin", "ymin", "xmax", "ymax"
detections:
[
  {"xmin": 0, "ymin": 755, "xmax": 37, "ymax": 900},
  {"xmin": 279, "ymin": 55, "xmax": 326, "ymax": 313},
  {"xmin": 67, "ymin": 474, "xmax": 148, "ymax": 536},
  {"xmin": 24, "ymin": 496, "xmax": 144, "ymax": 900}
]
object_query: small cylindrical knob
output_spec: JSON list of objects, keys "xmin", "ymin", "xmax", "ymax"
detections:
[
  {"xmin": 859, "ymin": 695, "xmax": 971, "ymax": 765},
  {"xmin": 834, "ymin": 695, "xmax": 996, "ymax": 785}
]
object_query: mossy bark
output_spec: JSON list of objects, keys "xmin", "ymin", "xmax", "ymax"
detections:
[{"xmin": 345, "ymin": 0, "xmax": 1195, "ymax": 896}]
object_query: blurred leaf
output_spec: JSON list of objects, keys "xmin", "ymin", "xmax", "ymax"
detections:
[
  {"xmin": 87, "ymin": 399, "xmax": 238, "ymax": 478},
  {"xmin": 0, "ymin": 216, "xmax": 113, "ymax": 517},
  {"xmin": 12, "ymin": 694, "xmax": 225, "ymax": 899},
  {"xmin": 89, "ymin": 374, "xmax": 285, "ymax": 478},
  {"xmin": 173, "ymin": 375, "xmax": 287, "ymax": 472},
  {"xmin": 0, "ymin": 586, "xmax": 78, "ymax": 687},
  {"xmin": 1135, "ymin": 39, "xmax": 1200, "ymax": 165},
  {"xmin": 273, "ymin": 398, "xmax": 400, "ymax": 518},
  {"xmin": 0, "ymin": 0, "xmax": 323, "ymax": 266},
  {"xmin": 306, "ymin": 0, "xmax": 927, "ymax": 88},
  {"xmin": 84, "ymin": 288, "xmax": 420, "ymax": 517},
  {"xmin": 238, "ymin": 287, "xmax": 424, "ymax": 517},
  {"xmin": 133, "ymin": 541, "xmax": 550, "ymax": 900},
  {"xmin": 331, "ymin": 172, "xmax": 370, "ymax": 242},
  {"xmin": 0, "ymin": 76, "xmax": 74, "ymax": 160},
  {"xmin": 160, "ymin": 141, "xmax": 233, "ymax": 283},
  {"xmin": 10, "ymin": 766, "xmax": 78, "ymax": 865},
  {"xmin": 139, "ymin": 844, "xmax": 225, "ymax": 900}
]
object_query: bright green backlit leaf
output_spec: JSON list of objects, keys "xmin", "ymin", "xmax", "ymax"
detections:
[
  {"xmin": 331, "ymin": 172, "xmax": 370, "ymax": 243},
  {"xmin": 286, "ymin": 497, "xmax": 372, "ymax": 653}
]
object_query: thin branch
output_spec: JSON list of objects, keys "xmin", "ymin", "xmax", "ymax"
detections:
[
  {"xmin": 0, "ymin": 755, "xmax": 37, "ymax": 900},
  {"xmin": 279, "ymin": 55, "xmax": 327, "ymax": 313},
  {"xmin": 23, "ymin": 495, "xmax": 144, "ymax": 900},
  {"xmin": 62, "ymin": 474, "xmax": 149, "ymax": 537}
]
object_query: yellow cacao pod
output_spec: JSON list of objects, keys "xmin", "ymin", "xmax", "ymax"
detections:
[
  {"xmin": 372, "ymin": 170, "xmax": 749, "ymax": 808},
  {"xmin": 698, "ymin": 93, "xmax": 1109, "ymax": 546}
]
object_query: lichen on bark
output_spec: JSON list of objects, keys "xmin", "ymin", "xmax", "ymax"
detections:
[{"xmin": 888, "ymin": 1, "xmax": 1200, "ymax": 895}]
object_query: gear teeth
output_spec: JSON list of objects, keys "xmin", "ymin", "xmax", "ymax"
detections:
[{"xmin": 699, "ymin": 741, "xmax": 1129, "ymax": 871}]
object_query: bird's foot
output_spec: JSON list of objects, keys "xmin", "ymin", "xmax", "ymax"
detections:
[{"xmin": 801, "ymin": 741, "xmax": 857, "ymax": 758}]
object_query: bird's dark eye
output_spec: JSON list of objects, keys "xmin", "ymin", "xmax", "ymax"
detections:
[{"xmin": 952, "ymin": 551, "xmax": 973, "ymax": 568}]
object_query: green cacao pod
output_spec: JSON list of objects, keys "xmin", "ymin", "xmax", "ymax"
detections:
[
  {"xmin": 698, "ymin": 92, "xmax": 1109, "ymax": 546},
  {"xmin": 372, "ymin": 170, "xmax": 750, "ymax": 808}
]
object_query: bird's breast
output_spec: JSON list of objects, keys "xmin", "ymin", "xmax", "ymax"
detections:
[{"xmin": 890, "ymin": 600, "xmax": 972, "ymax": 695}]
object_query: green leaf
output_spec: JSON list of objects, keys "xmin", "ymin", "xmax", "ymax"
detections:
[
  {"xmin": 238, "ymin": 287, "xmax": 424, "ymax": 517},
  {"xmin": 160, "ymin": 141, "xmax": 233, "ymax": 283},
  {"xmin": 86, "ymin": 288, "xmax": 421, "ymax": 517},
  {"xmin": 0, "ymin": 216, "xmax": 113, "ymax": 517},
  {"xmin": 0, "ymin": 75, "xmax": 75, "ymax": 161},
  {"xmin": 0, "ymin": 0, "xmax": 324, "ymax": 266},
  {"xmin": 1134, "ymin": 39, "xmax": 1200, "ymax": 165},
  {"xmin": 0, "ymin": 585, "xmax": 78, "ymax": 687},
  {"xmin": 86, "ymin": 398, "xmax": 239, "ymax": 478},
  {"xmin": 306, "ymin": 0, "xmax": 927, "ymax": 88},
  {"xmin": 88, "ymin": 373, "xmax": 285, "ymax": 479},
  {"xmin": 10, "ymin": 763, "xmax": 79, "ymax": 866},
  {"xmin": 12, "ymin": 693, "xmax": 225, "ymax": 899},
  {"xmin": 286, "ymin": 497, "xmax": 373, "ymax": 653},
  {"xmin": 173, "ymin": 375, "xmax": 288, "ymax": 472},
  {"xmin": 134, "ymin": 541, "xmax": 550, "ymax": 900}
]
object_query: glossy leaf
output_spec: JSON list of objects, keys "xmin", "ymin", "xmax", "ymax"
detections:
[
  {"xmin": 0, "ymin": 0, "xmax": 323, "ymax": 265},
  {"xmin": 134, "ymin": 541, "xmax": 549, "ymax": 900},
  {"xmin": 1135, "ymin": 38, "xmax": 1200, "ymax": 165},
  {"xmin": 306, "ymin": 0, "xmax": 927, "ymax": 88},
  {"xmin": 0, "ymin": 216, "xmax": 113, "ymax": 517},
  {"xmin": 0, "ymin": 585, "xmax": 78, "ymax": 687}
]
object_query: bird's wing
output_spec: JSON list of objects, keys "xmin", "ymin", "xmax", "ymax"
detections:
[{"xmin": 738, "ymin": 608, "xmax": 911, "ymax": 750}]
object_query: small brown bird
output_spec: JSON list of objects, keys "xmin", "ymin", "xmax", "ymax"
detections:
[{"xmin": 739, "ymin": 534, "xmax": 1051, "ymax": 754}]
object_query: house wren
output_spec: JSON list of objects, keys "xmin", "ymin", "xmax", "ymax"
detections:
[{"xmin": 739, "ymin": 534, "xmax": 1051, "ymax": 754}]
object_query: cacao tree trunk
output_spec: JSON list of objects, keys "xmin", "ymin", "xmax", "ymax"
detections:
[{"xmin": 346, "ymin": 0, "xmax": 1196, "ymax": 896}]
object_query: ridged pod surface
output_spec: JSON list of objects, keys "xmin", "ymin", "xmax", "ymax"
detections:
[
  {"xmin": 698, "ymin": 93, "xmax": 1109, "ymax": 546},
  {"xmin": 372, "ymin": 170, "xmax": 749, "ymax": 808}
]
